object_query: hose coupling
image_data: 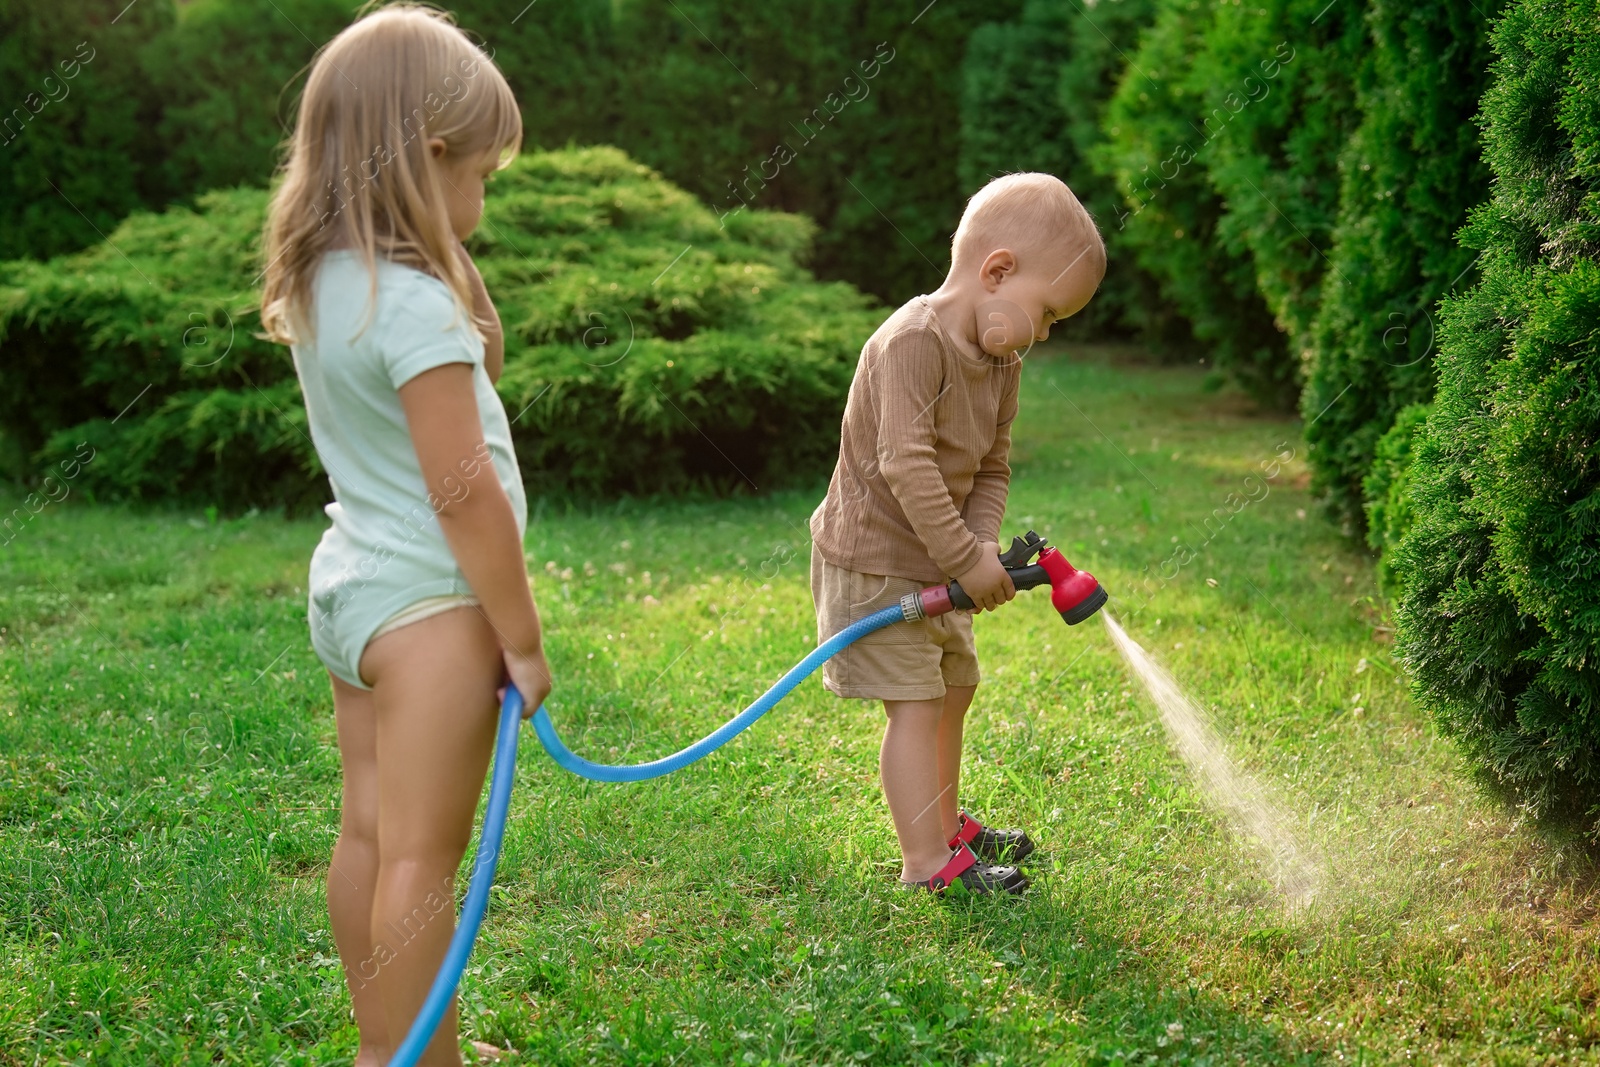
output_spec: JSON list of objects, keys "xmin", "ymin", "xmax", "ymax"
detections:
[{"xmin": 899, "ymin": 592, "xmax": 925, "ymax": 622}]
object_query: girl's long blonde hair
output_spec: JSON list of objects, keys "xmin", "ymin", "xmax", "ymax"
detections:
[{"xmin": 258, "ymin": 1, "xmax": 522, "ymax": 347}]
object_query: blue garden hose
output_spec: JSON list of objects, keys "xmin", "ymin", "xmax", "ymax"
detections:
[
  {"xmin": 387, "ymin": 602, "xmax": 905, "ymax": 1063},
  {"xmin": 531, "ymin": 603, "xmax": 908, "ymax": 781}
]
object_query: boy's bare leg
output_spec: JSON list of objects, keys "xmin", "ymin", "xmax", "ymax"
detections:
[
  {"xmin": 935, "ymin": 684, "xmax": 978, "ymax": 843},
  {"xmin": 881, "ymin": 697, "xmax": 957, "ymax": 882},
  {"xmin": 360, "ymin": 606, "xmax": 504, "ymax": 1067},
  {"xmin": 327, "ymin": 672, "xmax": 391, "ymax": 1067}
]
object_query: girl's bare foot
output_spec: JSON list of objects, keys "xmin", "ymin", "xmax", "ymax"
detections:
[
  {"xmin": 469, "ymin": 1039, "xmax": 509, "ymax": 1061},
  {"xmin": 352, "ymin": 1048, "xmax": 388, "ymax": 1067}
]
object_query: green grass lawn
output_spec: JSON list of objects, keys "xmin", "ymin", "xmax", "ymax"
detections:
[{"xmin": 3, "ymin": 345, "xmax": 1597, "ymax": 1066}]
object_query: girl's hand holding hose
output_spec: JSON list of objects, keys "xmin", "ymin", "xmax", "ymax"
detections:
[{"xmin": 500, "ymin": 646, "xmax": 553, "ymax": 719}]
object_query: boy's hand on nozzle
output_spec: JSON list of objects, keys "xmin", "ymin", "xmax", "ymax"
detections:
[
  {"xmin": 499, "ymin": 646, "xmax": 553, "ymax": 720},
  {"xmin": 955, "ymin": 541, "xmax": 1016, "ymax": 613}
]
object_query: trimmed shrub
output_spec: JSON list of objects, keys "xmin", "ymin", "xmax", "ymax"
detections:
[
  {"xmin": 0, "ymin": 179, "xmax": 340, "ymax": 512},
  {"xmin": 1097, "ymin": 0, "xmax": 1290, "ymax": 406},
  {"xmin": 1188, "ymin": 0, "xmax": 1369, "ymax": 373},
  {"xmin": 489, "ymin": 149, "xmax": 886, "ymax": 499},
  {"xmin": 1361, "ymin": 401, "xmax": 1430, "ymax": 598},
  {"xmin": 0, "ymin": 146, "xmax": 887, "ymax": 512},
  {"xmin": 1391, "ymin": 0, "xmax": 1600, "ymax": 832},
  {"xmin": 1302, "ymin": 0, "xmax": 1505, "ymax": 530},
  {"xmin": 0, "ymin": 0, "xmax": 175, "ymax": 261}
]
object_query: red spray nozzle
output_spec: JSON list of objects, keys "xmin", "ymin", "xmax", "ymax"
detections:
[
  {"xmin": 911, "ymin": 531, "xmax": 1108, "ymax": 626},
  {"xmin": 1034, "ymin": 546, "xmax": 1109, "ymax": 625}
]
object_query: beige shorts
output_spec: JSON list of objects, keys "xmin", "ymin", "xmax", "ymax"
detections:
[{"xmin": 810, "ymin": 544, "xmax": 980, "ymax": 701}]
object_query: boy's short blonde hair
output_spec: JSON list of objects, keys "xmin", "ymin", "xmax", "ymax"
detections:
[{"xmin": 950, "ymin": 172, "xmax": 1105, "ymax": 278}]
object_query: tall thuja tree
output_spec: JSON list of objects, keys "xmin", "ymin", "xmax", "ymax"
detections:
[
  {"xmin": 1302, "ymin": 0, "xmax": 1505, "ymax": 533},
  {"xmin": 958, "ymin": 0, "xmax": 1184, "ymax": 346},
  {"xmin": 1185, "ymin": 0, "xmax": 1370, "ymax": 410},
  {"xmin": 1058, "ymin": 0, "xmax": 1191, "ymax": 351},
  {"xmin": 1391, "ymin": 0, "xmax": 1600, "ymax": 833},
  {"xmin": 1097, "ymin": 0, "xmax": 1288, "ymax": 405},
  {"xmin": 449, "ymin": 0, "xmax": 621, "ymax": 153},
  {"xmin": 0, "ymin": 0, "xmax": 175, "ymax": 261},
  {"xmin": 958, "ymin": 3, "xmax": 1077, "ymax": 192},
  {"xmin": 599, "ymin": 0, "xmax": 1021, "ymax": 303},
  {"xmin": 139, "ymin": 0, "xmax": 362, "ymax": 207},
  {"xmin": 815, "ymin": 0, "xmax": 1026, "ymax": 300}
]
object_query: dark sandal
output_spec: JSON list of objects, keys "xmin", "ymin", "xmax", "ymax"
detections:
[
  {"xmin": 903, "ymin": 842, "xmax": 1028, "ymax": 895},
  {"xmin": 950, "ymin": 809, "xmax": 1036, "ymax": 865}
]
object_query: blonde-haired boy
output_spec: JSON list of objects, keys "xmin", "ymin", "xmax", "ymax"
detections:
[{"xmin": 810, "ymin": 172, "xmax": 1105, "ymax": 893}]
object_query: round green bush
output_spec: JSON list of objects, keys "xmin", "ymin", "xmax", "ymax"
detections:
[{"xmin": 0, "ymin": 145, "xmax": 887, "ymax": 513}]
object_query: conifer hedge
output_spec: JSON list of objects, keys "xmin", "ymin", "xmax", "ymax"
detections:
[
  {"xmin": 0, "ymin": 0, "xmax": 175, "ymax": 261},
  {"xmin": 1096, "ymin": 0, "xmax": 1291, "ymax": 406},
  {"xmin": 1391, "ymin": 0, "xmax": 1600, "ymax": 831},
  {"xmin": 0, "ymin": 146, "xmax": 885, "ymax": 512},
  {"xmin": 1302, "ymin": 1, "xmax": 1504, "ymax": 530}
]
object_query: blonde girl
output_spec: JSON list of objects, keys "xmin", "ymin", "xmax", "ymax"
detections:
[{"xmin": 258, "ymin": 4, "xmax": 551, "ymax": 1064}]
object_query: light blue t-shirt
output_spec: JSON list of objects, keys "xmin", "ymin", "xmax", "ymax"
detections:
[{"xmin": 290, "ymin": 249, "xmax": 527, "ymax": 655}]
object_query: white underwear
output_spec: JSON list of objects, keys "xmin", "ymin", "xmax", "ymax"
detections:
[{"xmin": 369, "ymin": 593, "xmax": 482, "ymax": 642}]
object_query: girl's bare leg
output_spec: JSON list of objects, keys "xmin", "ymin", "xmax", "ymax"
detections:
[
  {"xmin": 934, "ymin": 684, "xmax": 978, "ymax": 843},
  {"xmin": 327, "ymin": 672, "xmax": 391, "ymax": 1067},
  {"xmin": 359, "ymin": 606, "xmax": 504, "ymax": 1067}
]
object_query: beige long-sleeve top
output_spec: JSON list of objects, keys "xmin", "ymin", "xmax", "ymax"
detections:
[{"xmin": 810, "ymin": 294, "xmax": 1022, "ymax": 583}]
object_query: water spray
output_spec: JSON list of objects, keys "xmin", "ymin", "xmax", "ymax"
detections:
[{"xmin": 1101, "ymin": 611, "xmax": 1320, "ymax": 904}]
